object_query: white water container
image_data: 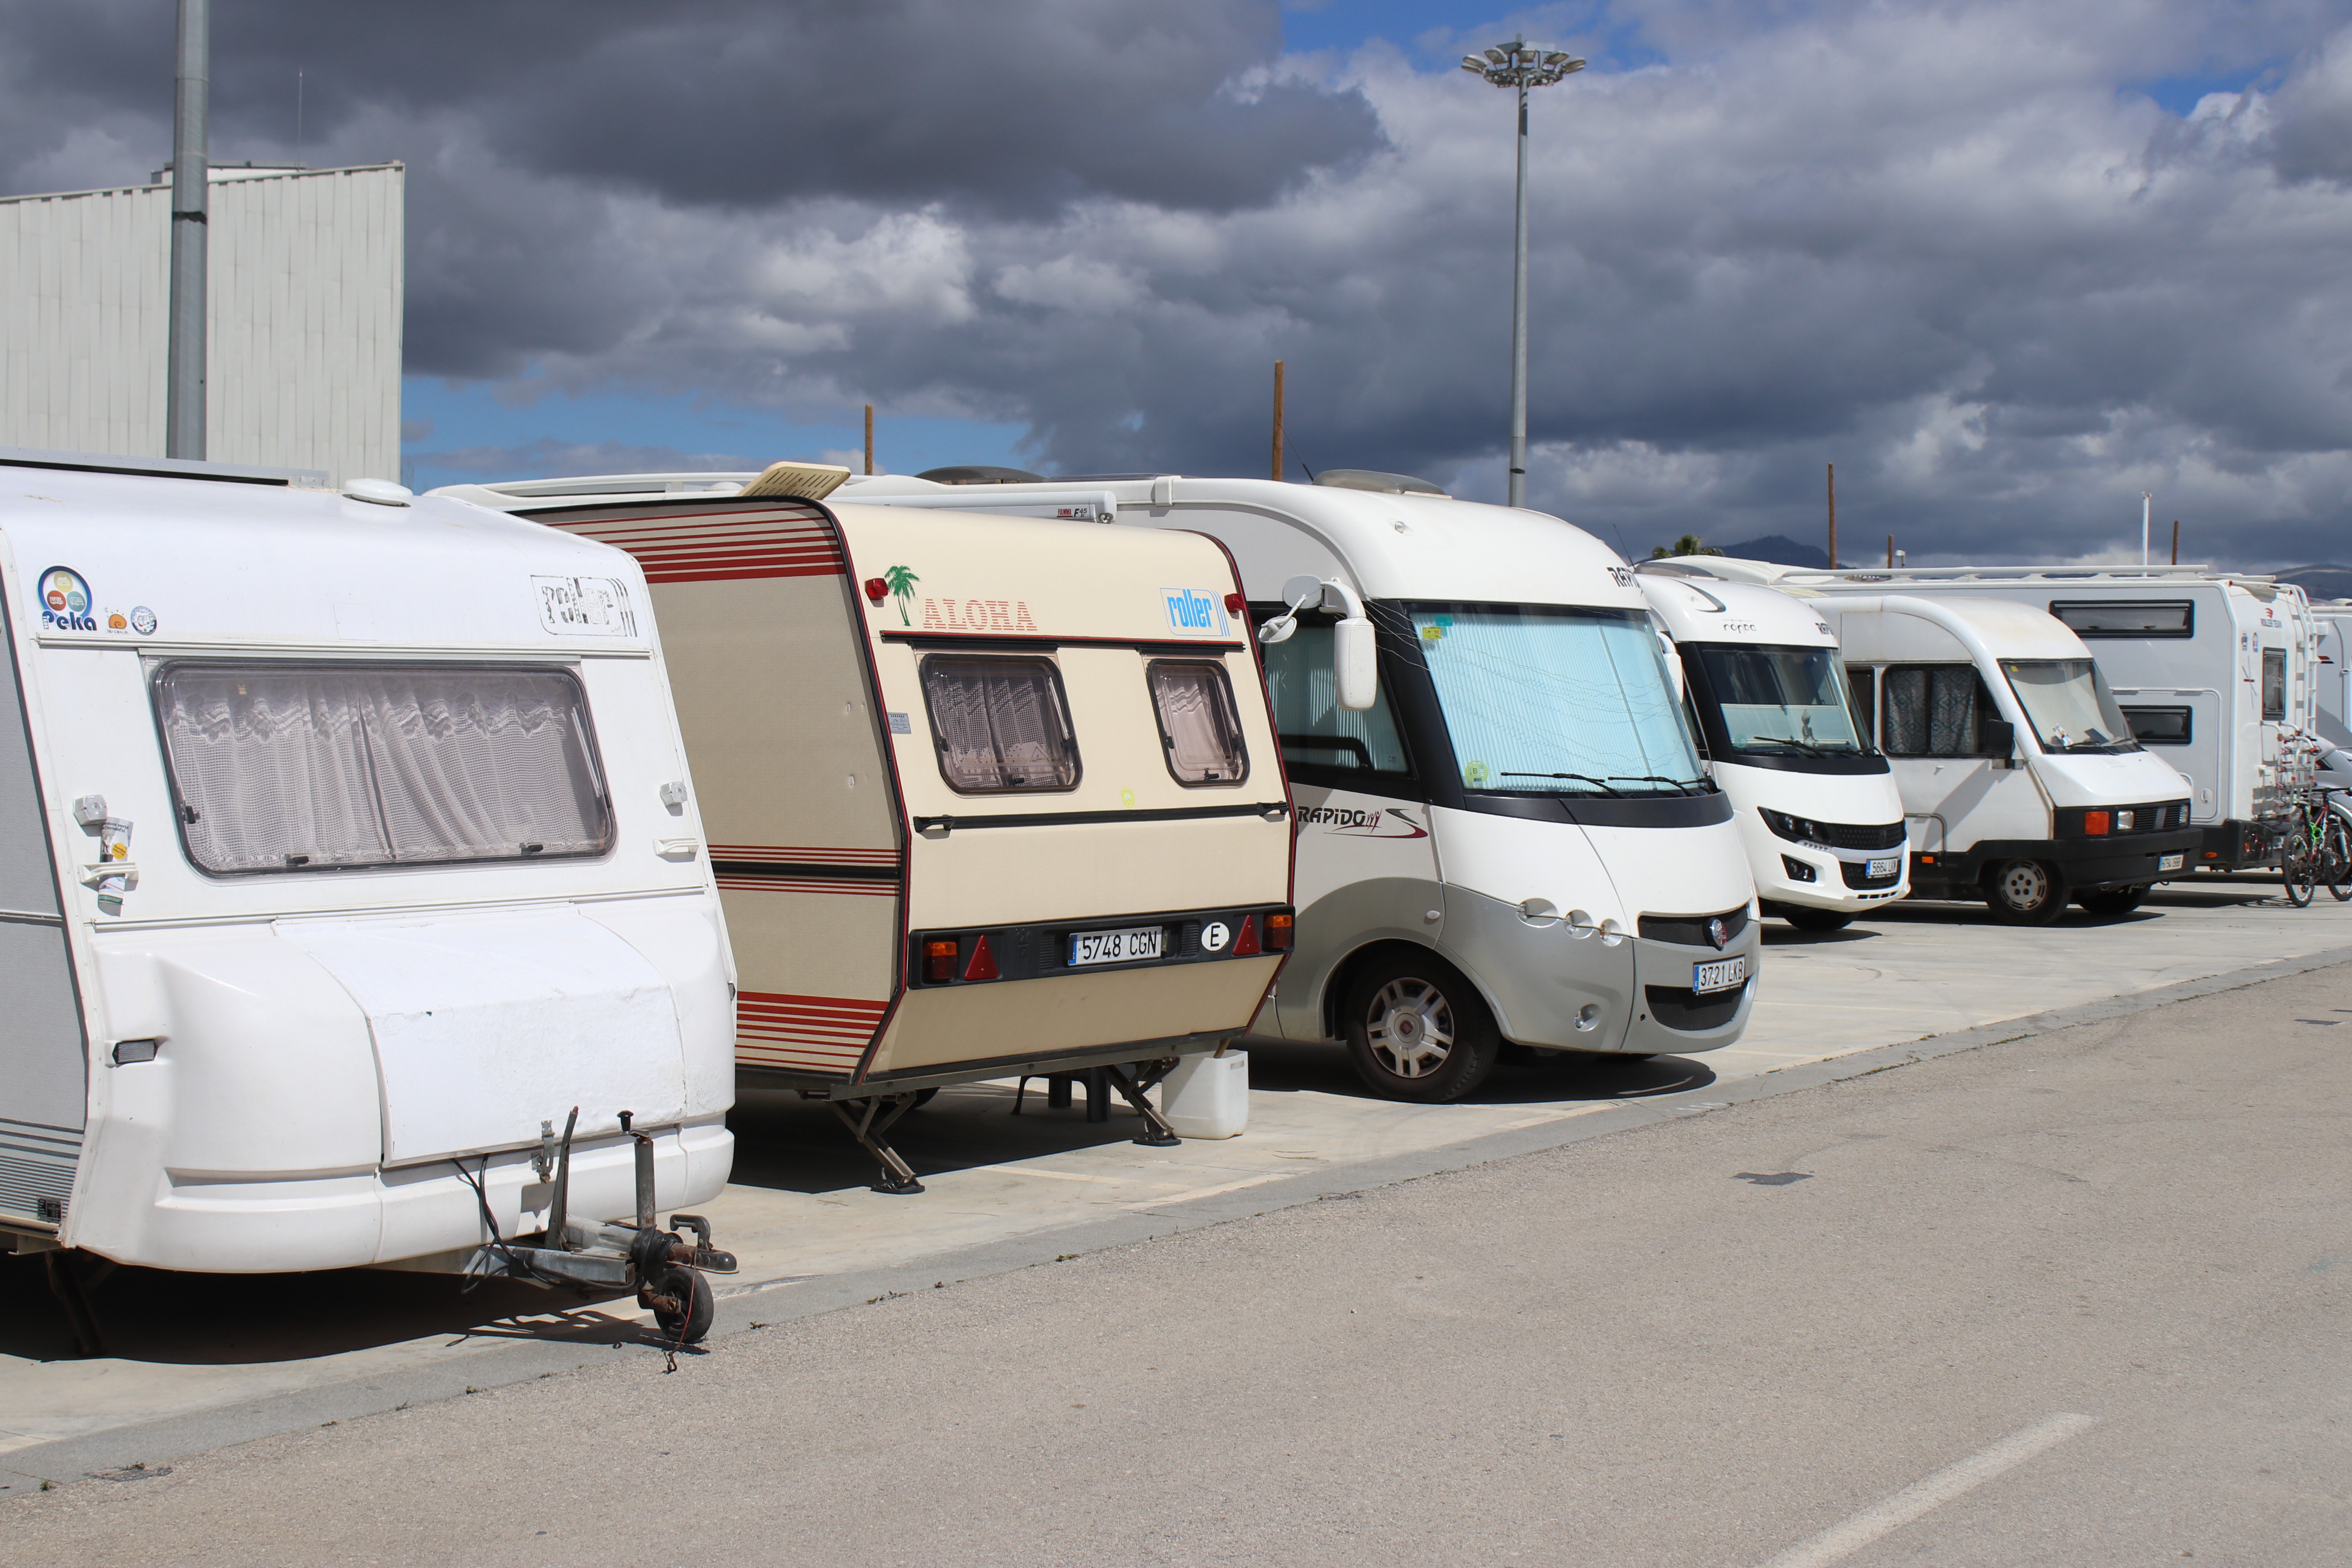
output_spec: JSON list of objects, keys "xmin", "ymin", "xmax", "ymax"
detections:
[{"xmin": 1161, "ymin": 1049, "xmax": 1249, "ymax": 1139}]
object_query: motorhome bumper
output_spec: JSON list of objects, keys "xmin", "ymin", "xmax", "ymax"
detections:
[{"xmin": 1908, "ymin": 828, "xmax": 2204, "ymax": 897}]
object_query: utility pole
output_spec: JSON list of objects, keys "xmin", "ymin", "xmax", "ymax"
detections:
[
  {"xmin": 1270, "ymin": 360, "xmax": 1285, "ymax": 482},
  {"xmin": 1462, "ymin": 41, "xmax": 1583, "ymax": 508},
  {"xmin": 864, "ymin": 404, "xmax": 874, "ymax": 476},
  {"xmin": 166, "ymin": 0, "xmax": 210, "ymax": 460},
  {"xmin": 1826, "ymin": 462, "xmax": 1838, "ymax": 569},
  {"xmin": 2172, "ymin": 520, "xmax": 2180, "ymax": 566},
  {"xmin": 1887, "ymin": 534, "xmax": 1894, "ymax": 569}
]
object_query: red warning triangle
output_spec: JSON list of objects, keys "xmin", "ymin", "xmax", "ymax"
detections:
[
  {"xmin": 962, "ymin": 933, "xmax": 1000, "ymax": 981},
  {"xmin": 1231, "ymin": 915, "xmax": 1260, "ymax": 956}
]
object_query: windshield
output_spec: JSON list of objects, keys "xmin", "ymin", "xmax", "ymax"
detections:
[
  {"xmin": 2000, "ymin": 659, "xmax": 2139, "ymax": 753},
  {"xmin": 1409, "ymin": 603, "xmax": 1704, "ymax": 795},
  {"xmin": 1687, "ymin": 644, "xmax": 1868, "ymax": 759}
]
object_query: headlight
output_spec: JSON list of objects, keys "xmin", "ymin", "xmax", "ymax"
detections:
[{"xmin": 1759, "ymin": 808, "xmax": 1826, "ymax": 844}]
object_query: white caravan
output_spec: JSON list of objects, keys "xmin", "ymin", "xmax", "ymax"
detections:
[
  {"xmin": 1672, "ymin": 565, "xmax": 2310, "ymax": 874},
  {"xmin": 0, "ymin": 456, "xmax": 739, "ymax": 1341},
  {"xmin": 841, "ymin": 470, "xmax": 1759, "ymax": 1100},
  {"xmin": 2308, "ymin": 607, "xmax": 2352, "ymax": 749},
  {"xmin": 1636, "ymin": 569, "xmax": 1909, "ymax": 930}
]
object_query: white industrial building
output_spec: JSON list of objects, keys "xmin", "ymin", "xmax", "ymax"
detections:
[{"xmin": 1, "ymin": 162, "xmax": 403, "ymax": 486}]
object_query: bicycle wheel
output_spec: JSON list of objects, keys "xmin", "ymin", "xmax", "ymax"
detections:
[
  {"xmin": 2327, "ymin": 809, "xmax": 2352, "ymax": 901},
  {"xmin": 2282, "ymin": 805, "xmax": 2317, "ymax": 907}
]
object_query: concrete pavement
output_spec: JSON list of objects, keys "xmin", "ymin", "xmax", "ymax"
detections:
[{"xmin": 4, "ymin": 936, "xmax": 2346, "ymax": 1565}]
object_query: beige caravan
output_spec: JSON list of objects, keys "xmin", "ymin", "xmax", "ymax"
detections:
[{"xmin": 436, "ymin": 469, "xmax": 1295, "ymax": 1190}]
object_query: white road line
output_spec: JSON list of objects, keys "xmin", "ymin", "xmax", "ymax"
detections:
[{"xmin": 1752, "ymin": 1412, "xmax": 2096, "ymax": 1568}]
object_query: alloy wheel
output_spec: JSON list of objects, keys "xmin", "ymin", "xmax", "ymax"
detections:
[{"xmin": 1364, "ymin": 978, "xmax": 1456, "ymax": 1079}]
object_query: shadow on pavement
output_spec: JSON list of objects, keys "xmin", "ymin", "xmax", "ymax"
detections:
[{"xmin": 0, "ymin": 1251, "xmax": 656, "ymax": 1368}]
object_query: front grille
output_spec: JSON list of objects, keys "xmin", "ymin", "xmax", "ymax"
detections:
[
  {"xmin": 1638, "ymin": 906, "xmax": 1750, "ymax": 948},
  {"xmin": 1645, "ymin": 981, "xmax": 1749, "ymax": 1032},
  {"xmin": 2066, "ymin": 800, "xmax": 2193, "ymax": 837},
  {"xmin": 1817, "ymin": 820, "xmax": 1907, "ymax": 850}
]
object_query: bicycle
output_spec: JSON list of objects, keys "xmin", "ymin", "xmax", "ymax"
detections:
[{"xmin": 2270, "ymin": 730, "xmax": 2352, "ymax": 906}]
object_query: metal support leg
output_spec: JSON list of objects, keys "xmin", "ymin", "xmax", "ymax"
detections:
[
  {"xmin": 1047, "ymin": 1074, "xmax": 1073, "ymax": 1110},
  {"xmin": 45, "ymin": 1250, "xmax": 104, "ymax": 1358},
  {"xmin": 1083, "ymin": 1066, "xmax": 1112, "ymax": 1124},
  {"xmin": 1103, "ymin": 1061, "xmax": 1182, "ymax": 1147},
  {"xmin": 827, "ymin": 1095, "xmax": 925, "ymax": 1194}
]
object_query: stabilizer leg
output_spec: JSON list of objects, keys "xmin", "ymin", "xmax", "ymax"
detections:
[
  {"xmin": 1103, "ymin": 1061, "xmax": 1182, "ymax": 1147},
  {"xmin": 828, "ymin": 1095, "xmax": 925, "ymax": 1194}
]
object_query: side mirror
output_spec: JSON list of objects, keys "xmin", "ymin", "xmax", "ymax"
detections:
[
  {"xmin": 1334, "ymin": 615, "xmax": 1377, "ymax": 711},
  {"xmin": 1980, "ymin": 718, "xmax": 2015, "ymax": 759}
]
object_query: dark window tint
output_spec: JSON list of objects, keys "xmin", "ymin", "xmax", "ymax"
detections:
[
  {"xmin": 2263, "ymin": 648, "xmax": 2286, "ymax": 721},
  {"xmin": 2049, "ymin": 600, "xmax": 2194, "ymax": 638},
  {"xmin": 1843, "ymin": 665, "xmax": 1876, "ymax": 746},
  {"xmin": 155, "ymin": 662, "xmax": 612, "ymax": 876},
  {"xmin": 1254, "ymin": 611, "xmax": 1412, "ymax": 779},
  {"xmin": 920, "ymin": 656, "xmax": 1080, "ymax": 792},
  {"xmin": 1146, "ymin": 661, "xmax": 1249, "ymax": 785},
  {"xmin": 1880, "ymin": 665, "xmax": 1998, "ymax": 757},
  {"xmin": 2121, "ymin": 705, "xmax": 2193, "ymax": 744}
]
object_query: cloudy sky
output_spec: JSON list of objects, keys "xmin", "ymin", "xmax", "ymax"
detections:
[{"xmin": 6, "ymin": 0, "xmax": 2352, "ymax": 566}]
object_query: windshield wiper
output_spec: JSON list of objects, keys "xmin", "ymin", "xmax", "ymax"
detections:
[
  {"xmin": 1609, "ymin": 774, "xmax": 1711, "ymax": 795},
  {"xmin": 1500, "ymin": 772, "xmax": 1623, "ymax": 796},
  {"xmin": 1743, "ymin": 734, "xmax": 1830, "ymax": 756}
]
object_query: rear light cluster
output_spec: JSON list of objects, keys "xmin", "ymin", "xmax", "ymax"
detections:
[{"xmin": 915, "ymin": 909, "xmax": 1292, "ymax": 986}]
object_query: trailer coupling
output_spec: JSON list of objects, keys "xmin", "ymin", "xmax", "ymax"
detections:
[{"xmin": 466, "ymin": 1108, "xmax": 737, "ymax": 1344}]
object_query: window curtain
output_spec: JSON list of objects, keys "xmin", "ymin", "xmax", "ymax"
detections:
[
  {"xmin": 923, "ymin": 659, "xmax": 1079, "ymax": 790},
  {"xmin": 1882, "ymin": 666, "xmax": 1985, "ymax": 757},
  {"xmin": 158, "ymin": 665, "xmax": 611, "ymax": 873}
]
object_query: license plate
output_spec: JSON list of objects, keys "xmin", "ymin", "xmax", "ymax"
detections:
[
  {"xmin": 1867, "ymin": 855, "xmax": 1899, "ymax": 878},
  {"xmin": 1069, "ymin": 926, "xmax": 1165, "ymax": 966},
  {"xmin": 2158, "ymin": 852, "xmax": 2185, "ymax": 872},
  {"xmin": 1693, "ymin": 955, "xmax": 1748, "ymax": 994}
]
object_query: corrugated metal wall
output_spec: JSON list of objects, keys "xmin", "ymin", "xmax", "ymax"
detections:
[{"xmin": 0, "ymin": 164, "xmax": 403, "ymax": 486}]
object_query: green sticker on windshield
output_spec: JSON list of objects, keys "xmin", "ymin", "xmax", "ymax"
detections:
[{"xmin": 1463, "ymin": 760, "xmax": 1491, "ymax": 786}]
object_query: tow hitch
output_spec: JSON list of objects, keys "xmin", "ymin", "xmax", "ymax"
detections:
[{"xmin": 468, "ymin": 1108, "xmax": 738, "ymax": 1343}]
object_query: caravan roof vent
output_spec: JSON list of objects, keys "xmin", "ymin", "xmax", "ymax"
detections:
[
  {"xmin": 343, "ymin": 478, "xmax": 413, "ymax": 507},
  {"xmin": 1313, "ymin": 469, "xmax": 1448, "ymax": 497},
  {"xmin": 915, "ymin": 466, "xmax": 1047, "ymax": 485},
  {"xmin": 739, "ymin": 461, "xmax": 852, "ymax": 501}
]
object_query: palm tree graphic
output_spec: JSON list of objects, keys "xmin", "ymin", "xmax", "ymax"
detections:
[{"xmin": 882, "ymin": 564, "xmax": 920, "ymax": 625}]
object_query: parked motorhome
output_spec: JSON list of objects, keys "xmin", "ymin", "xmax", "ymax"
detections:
[
  {"xmin": 825, "ymin": 470, "xmax": 1759, "ymax": 1100},
  {"xmin": 2311, "ymin": 607, "xmax": 2352, "ymax": 749},
  {"xmin": 1671, "ymin": 563, "xmax": 2310, "ymax": 873},
  {"xmin": 1664, "ymin": 584, "xmax": 2199, "ymax": 922},
  {"xmin": 1636, "ymin": 569, "xmax": 1909, "ymax": 930},
  {"xmin": 434, "ymin": 467, "xmax": 1294, "ymax": 1183},
  {"xmin": 0, "ymin": 455, "xmax": 740, "ymax": 1336}
]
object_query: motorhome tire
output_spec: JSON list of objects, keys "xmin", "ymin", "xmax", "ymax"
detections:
[
  {"xmin": 1342, "ymin": 955, "xmax": 1498, "ymax": 1102},
  {"xmin": 647, "ymin": 1265, "xmax": 715, "ymax": 1345},
  {"xmin": 1782, "ymin": 908, "xmax": 1854, "ymax": 932},
  {"xmin": 2077, "ymin": 886, "xmax": 2148, "ymax": 917},
  {"xmin": 1985, "ymin": 858, "xmax": 2067, "ymax": 925}
]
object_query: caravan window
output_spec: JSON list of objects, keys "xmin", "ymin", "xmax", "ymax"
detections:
[
  {"xmin": 2049, "ymin": 600, "xmax": 2194, "ymax": 638},
  {"xmin": 1256, "ymin": 612, "xmax": 1413, "ymax": 782},
  {"xmin": 1146, "ymin": 661, "xmax": 1249, "ymax": 785},
  {"xmin": 920, "ymin": 656, "xmax": 1081, "ymax": 792},
  {"xmin": 2263, "ymin": 648, "xmax": 2287, "ymax": 720},
  {"xmin": 156, "ymin": 662, "xmax": 612, "ymax": 875},
  {"xmin": 1880, "ymin": 665, "xmax": 1998, "ymax": 757}
]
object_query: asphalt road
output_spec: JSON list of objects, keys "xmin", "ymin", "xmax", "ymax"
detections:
[{"xmin": 5, "ymin": 961, "xmax": 2347, "ymax": 1567}]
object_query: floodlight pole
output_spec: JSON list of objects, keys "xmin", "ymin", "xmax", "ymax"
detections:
[
  {"xmin": 166, "ymin": 0, "xmax": 210, "ymax": 460},
  {"xmin": 2141, "ymin": 492, "xmax": 2152, "ymax": 567},
  {"xmin": 1464, "ymin": 40, "xmax": 1583, "ymax": 509}
]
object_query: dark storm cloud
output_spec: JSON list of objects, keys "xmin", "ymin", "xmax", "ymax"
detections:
[{"xmin": 6, "ymin": 0, "xmax": 2352, "ymax": 567}]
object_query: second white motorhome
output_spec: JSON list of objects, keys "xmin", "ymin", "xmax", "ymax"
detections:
[
  {"xmin": 844, "ymin": 471, "xmax": 1761, "ymax": 1100},
  {"xmin": 1637, "ymin": 569, "xmax": 1910, "ymax": 930}
]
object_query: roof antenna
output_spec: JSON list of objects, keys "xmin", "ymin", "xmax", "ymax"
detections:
[{"xmin": 1291, "ymin": 440, "xmax": 1317, "ymax": 484}]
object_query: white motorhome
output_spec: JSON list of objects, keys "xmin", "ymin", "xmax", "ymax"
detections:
[
  {"xmin": 433, "ymin": 468, "xmax": 1295, "ymax": 1185},
  {"xmin": 1659, "ymin": 565, "xmax": 2199, "ymax": 921},
  {"xmin": 1677, "ymin": 566, "xmax": 2312, "ymax": 874},
  {"xmin": 1636, "ymin": 569, "xmax": 1909, "ymax": 930},
  {"xmin": 1, "ymin": 456, "xmax": 740, "ymax": 1338},
  {"xmin": 2307, "ymin": 606, "xmax": 2352, "ymax": 749},
  {"xmin": 828, "ymin": 469, "xmax": 1759, "ymax": 1101}
]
